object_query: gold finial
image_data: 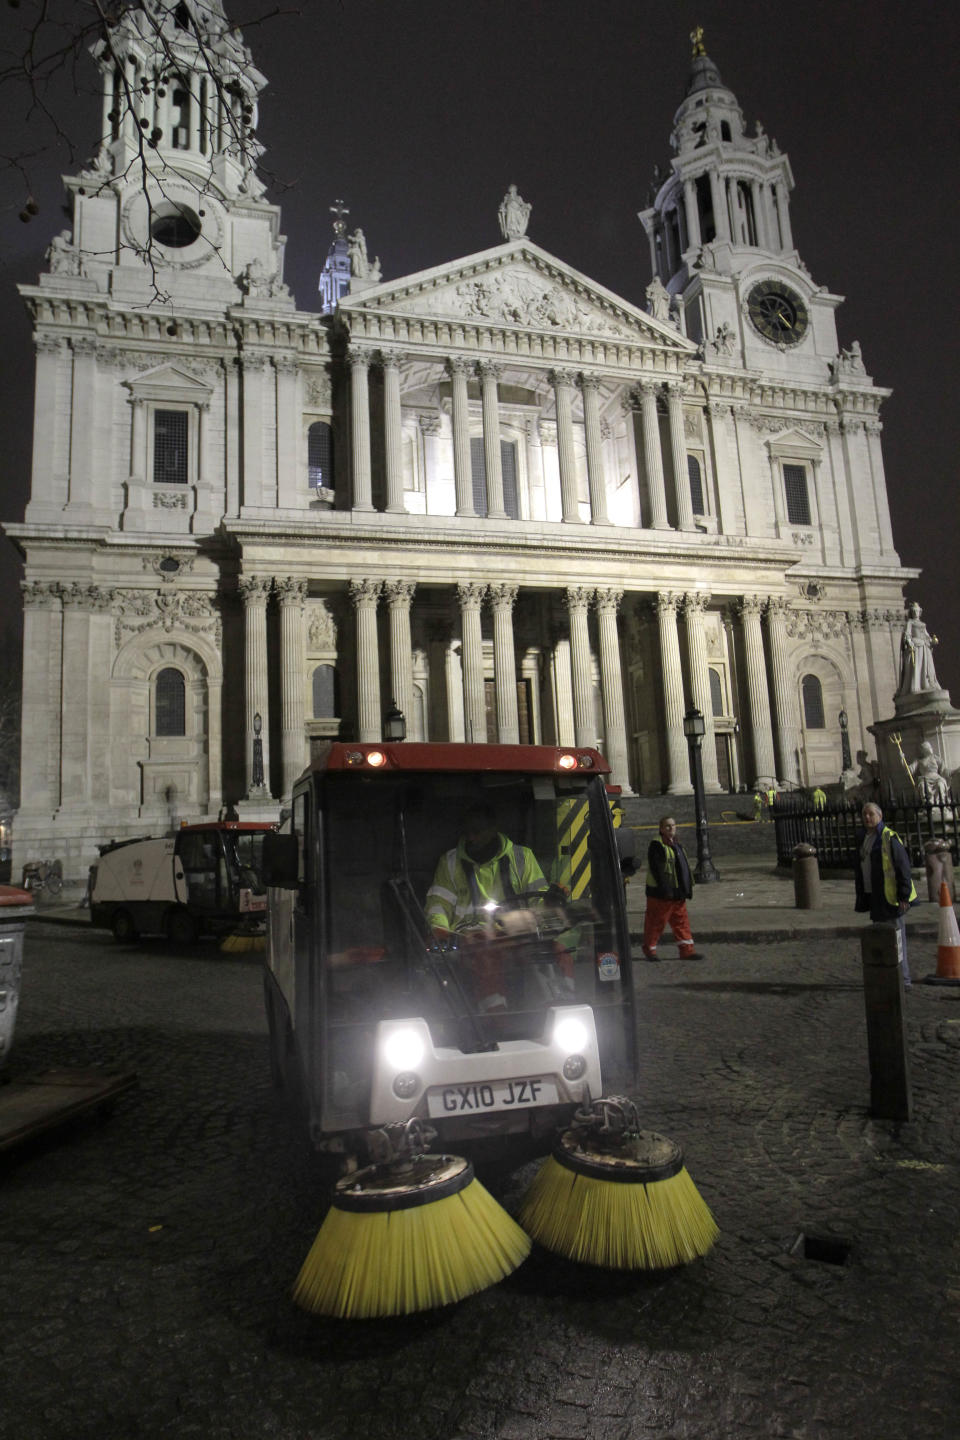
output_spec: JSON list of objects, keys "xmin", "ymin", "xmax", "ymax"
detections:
[{"xmin": 690, "ymin": 25, "xmax": 706, "ymax": 58}]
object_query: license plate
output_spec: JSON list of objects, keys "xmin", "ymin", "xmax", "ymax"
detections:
[{"xmin": 426, "ymin": 1075, "xmax": 559, "ymax": 1117}]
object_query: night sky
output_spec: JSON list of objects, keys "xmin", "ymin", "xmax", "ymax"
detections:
[{"xmin": 1, "ymin": 0, "xmax": 957, "ymax": 698}]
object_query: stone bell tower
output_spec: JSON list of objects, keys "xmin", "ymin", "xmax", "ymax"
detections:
[
  {"xmin": 60, "ymin": 0, "xmax": 287, "ymax": 308},
  {"xmin": 639, "ymin": 26, "xmax": 846, "ymax": 384}
]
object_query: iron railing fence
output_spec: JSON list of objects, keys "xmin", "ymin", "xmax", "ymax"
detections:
[{"xmin": 772, "ymin": 793, "xmax": 960, "ymax": 869}]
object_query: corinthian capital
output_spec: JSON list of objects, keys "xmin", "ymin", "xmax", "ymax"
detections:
[
  {"xmin": 384, "ymin": 579, "xmax": 416, "ymax": 608},
  {"xmin": 275, "ymin": 577, "xmax": 308, "ymax": 606},
  {"xmin": 238, "ymin": 575, "xmax": 272, "ymax": 604},
  {"xmin": 594, "ymin": 587, "xmax": 623, "ymax": 616},
  {"xmin": 488, "ymin": 583, "xmax": 518, "ymax": 611},
  {"xmin": 565, "ymin": 586, "xmax": 594, "ymax": 612},
  {"xmin": 682, "ymin": 590, "xmax": 710, "ymax": 617},
  {"xmin": 349, "ymin": 578, "xmax": 383, "ymax": 607},
  {"xmin": 457, "ymin": 581, "xmax": 488, "ymax": 609}
]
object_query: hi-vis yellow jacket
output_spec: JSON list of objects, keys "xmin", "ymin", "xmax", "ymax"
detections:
[{"xmin": 425, "ymin": 834, "xmax": 547, "ymax": 934}]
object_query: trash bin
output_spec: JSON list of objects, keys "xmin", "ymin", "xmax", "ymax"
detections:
[{"xmin": 0, "ymin": 885, "xmax": 34, "ymax": 1079}]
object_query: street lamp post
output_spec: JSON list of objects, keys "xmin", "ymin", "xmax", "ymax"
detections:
[
  {"xmin": 683, "ymin": 706, "xmax": 719, "ymax": 883},
  {"xmin": 839, "ymin": 708, "xmax": 852, "ymax": 774},
  {"xmin": 251, "ymin": 711, "xmax": 264, "ymax": 789},
  {"xmin": 383, "ymin": 701, "xmax": 406, "ymax": 742}
]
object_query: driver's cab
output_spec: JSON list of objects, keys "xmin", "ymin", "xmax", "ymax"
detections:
[{"xmin": 266, "ymin": 746, "xmax": 635, "ymax": 1149}]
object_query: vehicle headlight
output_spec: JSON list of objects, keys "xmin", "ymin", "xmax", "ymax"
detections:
[
  {"xmin": 553, "ymin": 1016, "xmax": 590, "ymax": 1055},
  {"xmin": 382, "ymin": 1027, "xmax": 425, "ymax": 1072}
]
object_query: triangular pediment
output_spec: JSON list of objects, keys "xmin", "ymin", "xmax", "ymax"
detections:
[
  {"xmin": 126, "ymin": 364, "xmax": 214, "ymax": 402},
  {"xmin": 338, "ymin": 240, "xmax": 695, "ymax": 354}
]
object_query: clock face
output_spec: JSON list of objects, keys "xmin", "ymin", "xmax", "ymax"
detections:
[{"xmin": 746, "ymin": 280, "xmax": 808, "ymax": 345}]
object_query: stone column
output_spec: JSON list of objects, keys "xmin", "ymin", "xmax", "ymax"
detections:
[
  {"xmin": 349, "ymin": 347, "xmax": 374, "ymax": 512},
  {"xmin": 665, "ymin": 381, "xmax": 694, "ymax": 530},
  {"xmin": 566, "ymin": 587, "xmax": 596, "ymax": 747},
  {"xmin": 594, "ymin": 588, "xmax": 632, "ymax": 791},
  {"xmin": 477, "ymin": 361, "xmax": 507, "ymax": 518},
  {"xmin": 447, "ymin": 357, "xmax": 475, "ymax": 517},
  {"xmin": 18, "ymin": 581, "xmax": 62, "ymax": 815},
  {"xmin": 774, "ymin": 181, "xmax": 794, "ymax": 250},
  {"xmin": 241, "ymin": 351, "xmax": 266, "ymax": 509},
  {"xmin": 489, "ymin": 583, "xmax": 520, "ymax": 743},
  {"xmin": 67, "ymin": 336, "xmax": 98, "ymax": 515},
  {"xmin": 276, "ymin": 578, "xmax": 307, "ymax": 799},
  {"xmin": 655, "ymin": 592, "xmax": 692, "ymax": 794},
  {"xmin": 274, "ymin": 357, "xmax": 300, "ymax": 508},
  {"xmin": 239, "ymin": 575, "xmax": 272, "ymax": 797},
  {"xmin": 458, "ymin": 582, "xmax": 488, "ymax": 742},
  {"xmin": 739, "ymin": 596, "xmax": 777, "ymax": 787},
  {"xmin": 349, "ymin": 580, "xmax": 383, "ymax": 743},
  {"xmin": 683, "ymin": 592, "xmax": 721, "ymax": 791},
  {"xmin": 766, "ymin": 598, "xmax": 801, "ymax": 786},
  {"xmin": 550, "ymin": 370, "xmax": 581, "ymax": 523},
  {"xmin": 129, "ymin": 396, "xmax": 147, "ymax": 482},
  {"xmin": 710, "ymin": 171, "xmax": 730, "ymax": 242},
  {"xmin": 637, "ymin": 382, "xmax": 670, "ymax": 529},
  {"xmin": 384, "ymin": 580, "xmax": 416, "ymax": 730},
  {"xmin": 682, "ymin": 178, "xmax": 702, "ymax": 250},
  {"xmin": 380, "ymin": 348, "xmax": 406, "ymax": 514},
  {"xmin": 579, "ymin": 373, "xmax": 610, "ymax": 525}
]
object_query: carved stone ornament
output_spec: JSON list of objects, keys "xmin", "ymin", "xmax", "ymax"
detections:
[
  {"xmin": 61, "ymin": 582, "xmax": 114, "ymax": 611},
  {"xmin": 307, "ymin": 602, "xmax": 338, "ymax": 650},
  {"xmin": 349, "ymin": 579, "xmax": 383, "ymax": 607},
  {"xmin": 594, "ymin": 588, "xmax": 623, "ymax": 615},
  {"xmin": 458, "ymin": 582, "xmax": 488, "ymax": 609},
  {"xmin": 114, "ymin": 588, "xmax": 220, "ymax": 648},
  {"xmin": 275, "ymin": 578, "xmax": 308, "ymax": 606},
  {"xmin": 304, "ymin": 371, "xmax": 332, "ymax": 408},
  {"xmin": 393, "ymin": 265, "xmax": 634, "ymax": 340},
  {"xmin": 488, "ymin": 583, "xmax": 518, "ymax": 611},
  {"xmin": 784, "ymin": 608, "xmax": 849, "ymax": 643},
  {"xmin": 144, "ymin": 553, "xmax": 196, "ymax": 583}
]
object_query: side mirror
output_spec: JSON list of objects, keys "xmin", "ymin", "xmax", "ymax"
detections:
[
  {"xmin": 615, "ymin": 825, "xmax": 637, "ymax": 877},
  {"xmin": 262, "ymin": 831, "xmax": 299, "ymax": 889}
]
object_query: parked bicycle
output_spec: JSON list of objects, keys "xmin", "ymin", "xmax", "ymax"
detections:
[{"xmin": 21, "ymin": 858, "xmax": 64, "ymax": 896}]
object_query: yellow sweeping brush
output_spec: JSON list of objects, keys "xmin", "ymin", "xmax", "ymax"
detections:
[
  {"xmin": 519, "ymin": 1096, "xmax": 718, "ymax": 1270},
  {"xmin": 293, "ymin": 1124, "xmax": 530, "ymax": 1318},
  {"xmin": 220, "ymin": 930, "xmax": 265, "ymax": 954}
]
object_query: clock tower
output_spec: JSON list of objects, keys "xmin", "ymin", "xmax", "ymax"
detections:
[{"xmin": 639, "ymin": 28, "xmax": 844, "ymax": 383}]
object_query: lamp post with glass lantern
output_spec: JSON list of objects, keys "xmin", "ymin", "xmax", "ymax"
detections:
[
  {"xmin": 683, "ymin": 706, "xmax": 719, "ymax": 883},
  {"xmin": 384, "ymin": 702, "xmax": 406, "ymax": 742},
  {"xmin": 839, "ymin": 708, "xmax": 852, "ymax": 774}
]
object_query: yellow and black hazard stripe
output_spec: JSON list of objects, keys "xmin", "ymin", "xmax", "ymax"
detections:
[{"xmin": 556, "ymin": 796, "xmax": 591, "ymax": 900}]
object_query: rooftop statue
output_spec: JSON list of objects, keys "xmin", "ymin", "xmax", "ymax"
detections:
[
  {"xmin": 896, "ymin": 602, "xmax": 940, "ymax": 696},
  {"xmin": 347, "ymin": 228, "xmax": 381, "ymax": 283},
  {"xmin": 498, "ymin": 185, "xmax": 532, "ymax": 241}
]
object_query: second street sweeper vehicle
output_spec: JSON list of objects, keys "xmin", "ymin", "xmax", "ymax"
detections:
[
  {"xmin": 263, "ymin": 741, "xmax": 717, "ymax": 1317},
  {"xmin": 262, "ymin": 741, "xmax": 638, "ymax": 1159},
  {"xmin": 90, "ymin": 821, "xmax": 275, "ymax": 944}
]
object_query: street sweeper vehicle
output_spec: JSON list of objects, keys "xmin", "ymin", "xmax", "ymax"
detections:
[
  {"xmin": 262, "ymin": 741, "xmax": 640, "ymax": 1162},
  {"xmin": 259, "ymin": 742, "xmax": 715, "ymax": 1319},
  {"xmin": 90, "ymin": 821, "xmax": 274, "ymax": 944}
]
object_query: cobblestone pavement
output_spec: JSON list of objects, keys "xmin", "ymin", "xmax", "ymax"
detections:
[{"xmin": 2, "ymin": 922, "xmax": 958, "ymax": 1440}]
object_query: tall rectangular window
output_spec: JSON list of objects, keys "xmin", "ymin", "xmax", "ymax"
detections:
[
  {"xmin": 154, "ymin": 409, "xmax": 189, "ymax": 485},
  {"xmin": 784, "ymin": 463, "xmax": 811, "ymax": 526},
  {"xmin": 470, "ymin": 438, "xmax": 519, "ymax": 518}
]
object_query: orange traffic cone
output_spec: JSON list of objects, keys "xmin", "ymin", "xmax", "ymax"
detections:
[{"xmin": 926, "ymin": 881, "xmax": 960, "ymax": 986}]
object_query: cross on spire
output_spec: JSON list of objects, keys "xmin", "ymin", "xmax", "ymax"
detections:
[{"xmin": 330, "ymin": 199, "xmax": 350, "ymax": 237}]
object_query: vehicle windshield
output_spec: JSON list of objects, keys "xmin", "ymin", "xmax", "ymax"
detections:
[
  {"xmin": 224, "ymin": 831, "xmax": 267, "ymax": 892},
  {"xmin": 318, "ymin": 771, "xmax": 631, "ymax": 1130}
]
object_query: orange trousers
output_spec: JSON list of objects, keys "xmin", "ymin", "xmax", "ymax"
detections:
[{"xmin": 643, "ymin": 897, "xmax": 694, "ymax": 955}]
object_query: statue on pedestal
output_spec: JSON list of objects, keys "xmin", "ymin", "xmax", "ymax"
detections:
[
  {"xmin": 498, "ymin": 185, "xmax": 532, "ymax": 241},
  {"xmin": 896, "ymin": 602, "xmax": 940, "ymax": 697}
]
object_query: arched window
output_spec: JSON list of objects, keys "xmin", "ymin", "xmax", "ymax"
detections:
[
  {"xmin": 308, "ymin": 421, "xmax": 334, "ymax": 489},
  {"xmin": 709, "ymin": 668, "xmax": 724, "ymax": 717},
  {"xmin": 801, "ymin": 674, "xmax": 825, "ymax": 729},
  {"xmin": 155, "ymin": 667, "xmax": 186, "ymax": 736},
  {"xmin": 687, "ymin": 455, "xmax": 706, "ymax": 515},
  {"xmin": 312, "ymin": 664, "xmax": 339, "ymax": 718}
]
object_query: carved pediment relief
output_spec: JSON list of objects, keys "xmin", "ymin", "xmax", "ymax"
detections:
[{"xmin": 339, "ymin": 242, "xmax": 693, "ymax": 353}]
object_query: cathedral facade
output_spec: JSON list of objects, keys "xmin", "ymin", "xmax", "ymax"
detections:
[{"xmin": 4, "ymin": 4, "xmax": 913, "ymax": 880}]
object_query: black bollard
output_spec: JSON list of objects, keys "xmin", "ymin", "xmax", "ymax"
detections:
[
  {"xmin": 860, "ymin": 923, "xmax": 912, "ymax": 1121},
  {"xmin": 791, "ymin": 843, "xmax": 820, "ymax": 909}
]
